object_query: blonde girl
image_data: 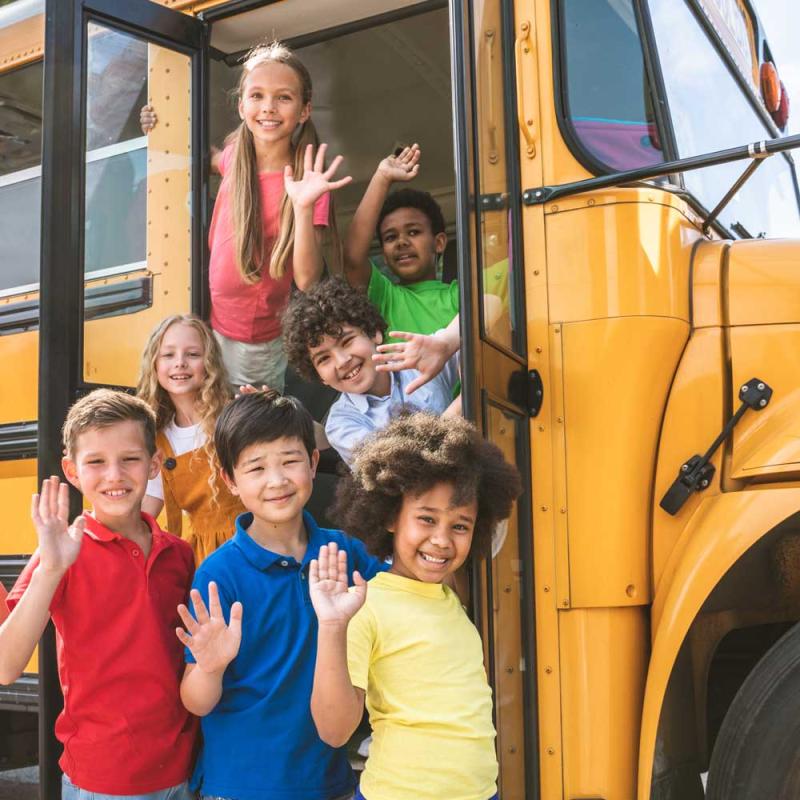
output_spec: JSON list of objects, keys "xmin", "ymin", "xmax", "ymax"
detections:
[
  {"xmin": 138, "ymin": 314, "xmax": 244, "ymax": 564},
  {"xmin": 141, "ymin": 41, "xmax": 351, "ymax": 392}
]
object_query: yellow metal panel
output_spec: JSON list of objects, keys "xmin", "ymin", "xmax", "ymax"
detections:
[
  {"xmin": 560, "ymin": 606, "xmax": 647, "ymax": 800},
  {"xmin": 729, "ymin": 324, "xmax": 800, "ymax": 479},
  {"xmin": 638, "ymin": 488, "xmax": 800, "ymax": 800},
  {"xmin": 727, "ymin": 240, "xmax": 800, "ymax": 326},
  {"xmin": 651, "ymin": 328, "xmax": 726, "ymax": 592},
  {"xmin": 0, "ymin": 328, "xmax": 38, "ymax": 424},
  {"xmin": 0, "ymin": 14, "xmax": 43, "ymax": 71},
  {"xmin": 562, "ymin": 316, "xmax": 688, "ymax": 608},
  {"xmin": 0, "ymin": 466, "xmax": 38, "ymax": 556},
  {"xmin": 545, "ymin": 197, "xmax": 698, "ymax": 324},
  {"xmin": 690, "ymin": 241, "xmax": 727, "ymax": 329}
]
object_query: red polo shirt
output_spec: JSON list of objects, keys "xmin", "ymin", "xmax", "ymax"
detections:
[{"xmin": 7, "ymin": 513, "xmax": 197, "ymax": 794}]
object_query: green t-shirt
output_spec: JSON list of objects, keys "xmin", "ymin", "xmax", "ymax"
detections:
[{"xmin": 367, "ymin": 261, "xmax": 459, "ymax": 343}]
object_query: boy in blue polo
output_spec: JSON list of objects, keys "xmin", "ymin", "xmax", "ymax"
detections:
[{"xmin": 176, "ymin": 391, "xmax": 385, "ymax": 800}]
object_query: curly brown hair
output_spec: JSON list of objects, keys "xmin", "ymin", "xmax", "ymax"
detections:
[
  {"xmin": 331, "ymin": 412, "xmax": 522, "ymax": 560},
  {"xmin": 282, "ymin": 277, "xmax": 387, "ymax": 382}
]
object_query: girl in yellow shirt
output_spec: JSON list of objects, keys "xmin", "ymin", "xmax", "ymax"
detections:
[{"xmin": 309, "ymin": 413, "xmax": 521, "ymax": 800}]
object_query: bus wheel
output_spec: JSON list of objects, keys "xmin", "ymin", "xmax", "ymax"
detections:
[{"xmin": 706, "ymin": 621, "xmax": 800, "ymax": 799}]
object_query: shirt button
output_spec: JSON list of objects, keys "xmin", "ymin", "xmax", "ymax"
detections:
[
  {"xmin": 280, "ymin": 559, "xmax": 289, "ymax": 567},
  {"xmin": 132, "ymin": 549, "xmax": 140, "ymax": 557},
  {"xmin": 301, "ymin": 573, "xmax": 306, "ymax": 580}
]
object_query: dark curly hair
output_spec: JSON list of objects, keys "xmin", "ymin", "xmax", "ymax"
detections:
[
  {"xmin": 377, "ymin": 188, "xmax": 446, "ymax": 241},
  {"xmin": 282, "ymin": 277, "xmax": 388, "ymax": 382},
  {"xmin": 331, "ymin": 412, "xmax": 522, "ymax": 560}
]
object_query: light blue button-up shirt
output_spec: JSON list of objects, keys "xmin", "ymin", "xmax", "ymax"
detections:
[{"xmin": 325, "ymin": 354, "xmax": 460, "ymax": 466}]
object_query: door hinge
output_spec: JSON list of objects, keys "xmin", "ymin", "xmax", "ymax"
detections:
[
  {"xmin": 659, "ymin": 378, "xmax": 773, "ymax": 515},
  {"xmin": 509, "ymin": 369, "xmax": 544, "ymax": 417}
]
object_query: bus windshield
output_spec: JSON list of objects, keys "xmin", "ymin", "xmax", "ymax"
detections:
[{"xmin": 647, "ymin": 0, "xmax": 799, "ymax": 238}]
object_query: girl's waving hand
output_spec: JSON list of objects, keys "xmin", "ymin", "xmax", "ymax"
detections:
[
  {"xmin": 309, "ymin": 543, "xmax": 366, "ymax": 625},
  {"xmin": 284, "ymin": 143, "xmax": 352, "ymax": 211},
  {"xmin": 177, "ymin": 582, "xmax": 242, "ymax": 674}
]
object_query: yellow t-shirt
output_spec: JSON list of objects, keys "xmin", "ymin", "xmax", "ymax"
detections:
[{"xmin": 347, "ymin": 571, "xmax": 497, "ymax": 800}]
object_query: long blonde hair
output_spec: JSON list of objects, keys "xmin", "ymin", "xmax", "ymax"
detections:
[
  {"xmin": 228, "ymin": 41, "xmax": 342, "ymax": 284},
  {"xmin": 136, "ymin": 315, "xmax": 231, "ymax": 459}
]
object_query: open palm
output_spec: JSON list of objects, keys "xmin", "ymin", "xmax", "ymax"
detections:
[
  {"xmin": 377, "ymin": 143, "xmax": 420, "ymax": 183},
  {"xmin": 284, "ymin": 143, "xmax": 352, "ymax": 210},
  {"xmin": 177, "ymin": 582, "xmax": 242, "ymax": 674},
  {"xmin": 309, "ymin": 543, "xmax": 367, "ymax": 625},
  {"xmin": 31, "ymin": 477, "xmax": 85, "ymax": 575}
]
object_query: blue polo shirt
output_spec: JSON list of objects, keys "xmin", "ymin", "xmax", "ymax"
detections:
[{"xmin": 187, "ymin": 510, "xmax": 386, "ymax": 800}]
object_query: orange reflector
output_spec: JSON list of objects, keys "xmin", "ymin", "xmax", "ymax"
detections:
[
  {"xmin": 772, "ymin": 80, "xmax": 790, "ymax": 129},
  {"xmin": 760, "ymin": 61, "xmax": 781, "ymax": 112}
]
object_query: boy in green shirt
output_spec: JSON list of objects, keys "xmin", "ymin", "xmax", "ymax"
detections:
[{"xmin": 343, "ymin": 145, "xmax": 459, "ymax": 340}]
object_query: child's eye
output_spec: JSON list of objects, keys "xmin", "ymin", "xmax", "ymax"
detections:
[
  {"xmin": 124, "ymin": 456, "xmax": 141, "ymax": 462},
  {"xmin": 419, "ymin": 515, "xmax": 435, "ymax": 524},
  {"xmin": 315, "ymin": 355, "xmax": 328, "ymax": 365}
]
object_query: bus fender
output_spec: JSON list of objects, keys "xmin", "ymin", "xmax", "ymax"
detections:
[{"xmin": 637, "ymin": 487, "xmax": 800, "ymax": 800}]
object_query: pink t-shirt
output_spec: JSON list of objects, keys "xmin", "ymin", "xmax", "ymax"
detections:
[{"xmin": 209, "ymin": 144, "xmax": 330, "ymax": 344}]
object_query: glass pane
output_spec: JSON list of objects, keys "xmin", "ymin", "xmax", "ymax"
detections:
[
  {"xmin": 472, "ymin": 0, "xmax": 520, "ymax": 352},
  {"xmin": 650, "ymin": 0, "xmax": 800, "ymax": 238},
  {"xmin": 562, "ymin": 0, "xmax": 664, "ymax": 170},
  {"xmin": 0, "ymin": 60, "xmax": 43, "ymax": 295},
  {"xmin": 83, "ymin": 22, "xmax": 192, "ymax": 385},
  {"xmin": 484, "ymin": 402, "xmax": 531, "ymax": 800}
]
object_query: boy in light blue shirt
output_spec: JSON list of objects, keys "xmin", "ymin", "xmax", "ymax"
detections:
[{"xmin": 282, "ymin": 278, "xmax": 460, "ymax": 467}]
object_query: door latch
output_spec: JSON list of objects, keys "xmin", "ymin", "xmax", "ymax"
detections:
[{"xmin": 659, "ymin": 378, "xmax": 773, "ymax": 516}]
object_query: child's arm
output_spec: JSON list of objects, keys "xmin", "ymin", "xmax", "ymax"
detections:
[
  {"xmin": 343, "ymin": 145, "xmax": 421, "ymax": 290},
  {"xmin": 285, "ymin": 143, "xmax": 352, "ymax": 291},
  {"xmin": 140, "ymin": 105, "xmax": 222, "ymax": 173},
  {"xmin": 0, "ymin": 479, "xmax": 85, "ymax": 685},
  {"xmin": 309, "ymin": 543, "xmax": 367, "ymax": 747},
  {"xmin": 177, "ymin": 581, "xmax": 242, "ymax": 716}
]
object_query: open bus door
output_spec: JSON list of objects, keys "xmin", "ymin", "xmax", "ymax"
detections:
[
  {"xmin": 451, "ymin": 1, "xmax": 539, "ymax": 797},
  {"xmin": 38, "ymin": 0, "xmax": 206, "ymax": 794}
]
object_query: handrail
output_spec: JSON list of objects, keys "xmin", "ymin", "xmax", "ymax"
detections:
[{"xmin": 522, "ymin": 133, "xmax": 800, "ymax": 206}]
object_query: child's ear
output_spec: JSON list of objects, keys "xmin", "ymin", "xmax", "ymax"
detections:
[
  {"xmin": 220, "ymin": 468, "xmax": 239, "ymax": 496},
  {"xmin": 309, "ymin": 449, "xmax": 320, "ymax": 478},
  {"xmin": 238, "ymin": 98, "xmax": 245, "ymax": 120},
  {"xmin": 61, "ymin": 457, "xmax": 81, "ymax": 492},
  {"xmin": 147, "ymin": 449, "xmax": 163, "ymax": 481},
  {"xmin": 372, "ymin": 330, "xmax": 384, "ymax": 346},
  {"xmin": 434, "ymin": 231, "xmax": 448, "ymax": 254},
  {"xmin": 299, "ymin": 102, "xmax": 311, "ymax": 125}
]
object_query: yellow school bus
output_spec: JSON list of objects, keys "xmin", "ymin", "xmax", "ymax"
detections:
[{"xmin": 1, "ymin": 0, "xmax": 799, "ymax": 798}]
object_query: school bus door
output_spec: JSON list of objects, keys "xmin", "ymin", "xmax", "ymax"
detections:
[
  {"xmin": 38, "ymin": 1, "xmax": 206, "ymax": 795},
  {"xmin": 451, "ymin": 0, "xmax": 539, "ymax": 797}
]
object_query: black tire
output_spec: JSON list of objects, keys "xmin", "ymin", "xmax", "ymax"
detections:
[{"xmin": 706, "ymin": 620, "xmax": 800, "ymax": 799}]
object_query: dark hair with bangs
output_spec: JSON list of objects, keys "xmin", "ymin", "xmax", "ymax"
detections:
[
  {"xmin": 282, "ymin": 277, "xmax": 388, "ymax": 382},
  {"xmin": 377, "ymin": 188, "xmax": 446, "ymax": 241},
  {"xmin": 331, "ymin": 412, "xmax": 522, "ymax": 560},
  {"xmin": 214, "ymin": 390, "xmax": 316, "ymax": 477}
]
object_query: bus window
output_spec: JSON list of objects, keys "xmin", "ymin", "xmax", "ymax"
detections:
[
  {"xmin": 649, "ymin": 0, "xmax": 800, "ymax": 238},
  {"xmin": 0, "ymin": 60, "xmax": 42, "ymax": 296},
  {"xmin": 560, "ymin": 0, "xmax": 664, "ymax": 171},
  {"xmin": 80, "ymin": 22, "xmax": 193, "ymax": 387}
]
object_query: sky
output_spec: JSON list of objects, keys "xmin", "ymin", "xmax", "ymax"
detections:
[{"xmin": 757, "ymin": 0, "xmax": 800, "ymax": 135}]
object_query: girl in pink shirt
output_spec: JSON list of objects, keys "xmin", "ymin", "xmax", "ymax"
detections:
[{"xmin": 142, "ymin": 42, "xmax": 351, "ymax": 391}]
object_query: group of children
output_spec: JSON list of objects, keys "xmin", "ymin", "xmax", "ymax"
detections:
[{"xmin": 0, "ymin": 38, "xmax": 522, "ymax": 800}]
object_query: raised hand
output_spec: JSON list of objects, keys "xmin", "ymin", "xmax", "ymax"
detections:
[
  {"xmin": 373, "ymin": 331, "xmax": 452, "ymax": 394},
  {"xmin": 31, "ymin": 477, "xmax": 86, "ymax": 576},
  {"xmin": 176, "ymin": 582, "xmax": 242, "ymax": 675},
  {"xmin": 309, "ymin": 543, "xmax": 367, "ymax": 626},
  {"xmin": 284, "ymin": 143, "xmax": 352, "ymax": 211},
  {"xmin": 236, "ymin": 383, "xmax": 271, "ymax": 398},
  {"xmin": 377, "ymin": 144, "xmax": 421, "ymax": 184},
  {"xmin": 140, "ymin": 104, "xmax": 157, "ymax": 135}
]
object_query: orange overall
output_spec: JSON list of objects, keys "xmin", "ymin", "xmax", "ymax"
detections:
[{"xmin": 157, "ymin": 431, "xmax": 244, "ymax": 564}]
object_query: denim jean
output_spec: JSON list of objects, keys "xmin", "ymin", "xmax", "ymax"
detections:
[{"xmin": 62, "ymin": 774, "xmax": 195, "ymax": 800}]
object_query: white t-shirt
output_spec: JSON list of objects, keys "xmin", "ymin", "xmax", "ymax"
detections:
[{"xmin": 146, "ymin": 419, "xmax": 206, "ymax": 500}]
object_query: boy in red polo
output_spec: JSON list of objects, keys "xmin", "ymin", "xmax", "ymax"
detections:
[{"xmin": 0, "ymin": 389, "xmax": 196, "ymax": 799}]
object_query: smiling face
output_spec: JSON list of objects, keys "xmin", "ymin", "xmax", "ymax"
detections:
[
  {"xmin": 62, "ymin": 420, "xmax": 160, "ymax": 529},
  {"xmin": 379, "ymin": 207, "xmax": 446, "ymax": 284},
  {"xmin": 238, "ymin": 61, "xmax": 310, "ymax": 152},
  {"xmin": 222, "ymin": 436, "xmax": 319, "ymax": 530},
  {"xmin": 388, "ymin": 482, "xmax": 477, "ymax": 583},
  {"xmin": 155, "ymin": 322, "xmax": 207, "ymax": 401},
  {"xmin": 308, "ymin": 324, "xmax": 391, "ymax": 397}
]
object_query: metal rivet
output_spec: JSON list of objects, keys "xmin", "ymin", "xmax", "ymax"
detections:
[
  {"xmin": 550, "ymin": 205, "xmax": 559, "ymax": 212},
  {"xmin": 547, "ymin": 747, "xmax": 555, "ymax": 755},
  {"xmin": 556, "ymin": 417, "xmax": 563, "ymax": 423},
  {"xmin": 538, "ymin": 425, "xmax": 545, "ymax": 432},
  {"xmin": 545, "ymin": 666, "xmax": 552, "ymax": 674},
  {"xmin": 505, "ymin": 666, "xmax": 514, "ymax": 674},
  {"xmin": 560, "ymin": 507, "xmax": 566, "ymax": 514},
  {"xmin": 757, "ymin": 382, "xmax": 765, "ymax": 391},
  {"xmin": 535, "ymin": 346, "xmax": 542, "ymax": 353},
  {"xmin": 741, "ymin": 384, "xmax": 749, "ymax": 392},
  {"xmin": 760, "ymin": 398, "xmax": 767, "ymax": 407},
  {"xmin": 543, "ymin": 585, "xmax": 550, "ymax": 592},
  {"xmin": 562, "ymin": 600, "xmax": 569, "ymax": 607},
  {"xmin": 503, "ymin": 585, "xmax": 511, "ymax": 593},
  {"xmin": 541, "ymin": 505, "xmax": 548, "ymax": 512},
  {"xmin": 508, "ymin": 745, "xmax": 517, "ymax": 754},
  {"xmin": 533, "ymin": 269, "xmax": 540, "ymax": 275}
]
